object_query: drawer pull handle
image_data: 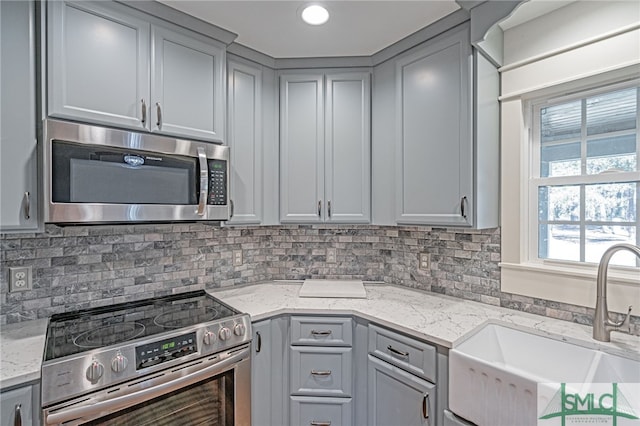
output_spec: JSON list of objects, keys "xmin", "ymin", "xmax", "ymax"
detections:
[
  {"xmin": 422, "ymin": 393, "xmax": 430, "ymax": 419},
  {"xmin": 310, "ymin": 422, "xmax": 331, "ymax": 426},
  {"xmin": 311, "ymin": 370, "xmax": 332, "ymax": 376},
  {"xmin": 311, "ymin": 330, "xmax": 332, "ymax": 337},
  {"xmin": 387, "ymin": 345, "xmax": 409, "ymax": 357}
]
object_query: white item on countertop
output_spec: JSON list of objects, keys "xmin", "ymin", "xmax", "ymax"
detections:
[{"xmin": 299, "ymin": 279, "xmax": 367, "ymax": 298}]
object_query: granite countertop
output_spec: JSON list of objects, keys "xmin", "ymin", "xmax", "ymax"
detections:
[
  {"xmin": 0, "ymin": 318, "xmax": 48, "ymax": 390},
  {"xmin": 2, "ymin": 282, "xmax": 639, "ymax": 390}
]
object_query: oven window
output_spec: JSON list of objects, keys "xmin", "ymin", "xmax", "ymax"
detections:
[{"xmin": 83, "ymin": 370, "xmax": 234, "ymax": 426}]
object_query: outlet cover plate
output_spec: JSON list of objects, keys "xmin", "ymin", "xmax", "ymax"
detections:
[
  {"xmin": 233, "ymin": 250, "xmax": 243, "ymax": 266},
  {"xmin": 326, "ymin": 248, "xmax": 337, "ymax": 263},
  {"xmin": 418, "ymin": 253, "xmax": 430, "ymax": 271},
  {"xmin": 9, "ymin": 266, "xmax": 32, "ymax": 292}
]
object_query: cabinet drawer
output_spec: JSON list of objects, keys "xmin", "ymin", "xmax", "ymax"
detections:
[
  {"xmin": 368, "ymin": 324, "xmax": 436, "ymax": 382},
  {"xmin": 291, "ymin": 316, "xmax": 353, "ymax": 346},
  {"xmin": 290, "ymin": 347, "xmax": 352, "ymax": 397},
  {"xmin": 290, "ymin": 396, "xmax": 352, "ymax": 426}
]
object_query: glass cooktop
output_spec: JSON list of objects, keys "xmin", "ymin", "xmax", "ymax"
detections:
[{"xmin": 44, "ymin": 291, "xmax": 239, "ymax": 361}]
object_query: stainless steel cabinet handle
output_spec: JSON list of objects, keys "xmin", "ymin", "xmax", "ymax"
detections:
[
  {"xmin": 310, "ymin": 422, "xmax": 331, "ymax": 426},
  {"xmin": 156, "ymin": 102, "xmax": 162, "ymax": 129},
  {"xmin": 311, "ymin": 330, "xmax": 332, "ymax": 336},
  {"xmin": 196, "ymin": 147, "xmax": 208, "ymax": 217},
  {"xmin": 387, "ymin": 345, "xmax": 409, "ymax": 357},
  {"xmin": 14, "ymin": 404, "xmax": 22, "ymax": 426},
  {"xmin": 328, "ymin": 200, "xmax": 331, "ymax": 217},
  {"xmin": 311, "ymin": 370, "xmax": 332, "ymax": 376},
  {"xmin": 23, "ymin": 192, "xmax": 30, "ymax": 220},
  {"xmin": 141, "ymin": 99, "xmax": 147, "ymax": 125},
  {"xmin": 255, "ymin": 331, "xmax": 262, "ymax": 353},
  {"xmin": 460, "ymin": 196, "xmax": 467, "ymax": 218},
  {"xmin": 422, "ymin": 393, "xmax": 429, "ymax": 419},
  {"xmin": 318, "ymin": 200, "xmax": 322, "ymax": 216}
]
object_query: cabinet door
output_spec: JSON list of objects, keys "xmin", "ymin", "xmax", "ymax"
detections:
[
  {"xmin": 395, "ymin": 27, "xmax": 472, "ymax": 226},
  {"xmin": 0, "ymin": 0, "xmax": 38, "ymax": 231},
  {"xmin": 1, "ymin": 386, "xmax": 33, "ymax": 426},
  {"xmin": 325, "ymin": 72, "xmax": 371, "ymax": 223},
  {"xmin": 252, "ymin": 320, "xmax": 272, "ymax": 426},
  {"xmin": 368, "ymin": 355, "xmax": 436, "ymax": 426},
  {"xmin": 227, "ymin": 58, "xmax": 263, "ymax": 224},
  {"xmin": 48, "ymin": 1, "xmax": 150, "ymax": 129},
  {"xmin": 280, "ymin": 74, "xmax": 324, "ymax": 223},
  {"xmin": 151, "ymin": 25, "xmax": 225, "ymax": 142}
]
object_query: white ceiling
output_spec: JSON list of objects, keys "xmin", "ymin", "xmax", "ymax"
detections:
[{"xmin": 158, "ymin": 1, "xmax": 461, "ymax": 58}]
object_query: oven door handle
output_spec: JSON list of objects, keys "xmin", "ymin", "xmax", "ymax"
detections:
[
  {"xmin": 196, "ymin": 147, "xmax": 208, "ymax": 217},
  {"xmin": 44, "ymin": 348, "xmax": 248, "ymax": 425}
]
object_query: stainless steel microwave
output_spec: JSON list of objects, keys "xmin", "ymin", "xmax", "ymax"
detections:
[{"xmin": 43, "ymin": 120, "xmax": 230, "ymax": 224}]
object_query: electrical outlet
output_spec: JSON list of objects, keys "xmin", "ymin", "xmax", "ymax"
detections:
[
  {"xmin": 418, "ymin": 253, "xmax": 430, "ymax": 271},
  {"xmin": 9, "ymin": 266, "xmax": 32, "ymax": 292},
  {"xmin": 233, "ymin": 250, "xmax": 243, "ymax": 266},
  {"xmin": 326, "ymin": 248, "xmax": 337, "ymax": 263}
]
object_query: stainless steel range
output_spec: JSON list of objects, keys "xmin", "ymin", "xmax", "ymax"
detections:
[{"xmin": 41, "ymin": 291, "xmax": 251, "ymax": 426}]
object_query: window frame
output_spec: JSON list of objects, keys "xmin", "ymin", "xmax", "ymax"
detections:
[{"xmin": 526, "ymin": 79, "xmax": 640, "ymax": 269}]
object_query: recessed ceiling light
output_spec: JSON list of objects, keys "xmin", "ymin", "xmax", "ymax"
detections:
[{"xmin": 301, "ymin": 5, "xmax": 329, "ymax": 26}]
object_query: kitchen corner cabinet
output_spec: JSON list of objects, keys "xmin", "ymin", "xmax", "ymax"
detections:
[
  {"xmin": 0, "ymin": 0, "xmax": 39, "ymax": 232},
  {"xmin": 251, "ymin": 318, "xmax": 289, "ymax": 426},
  {"xmin": 394, "ymin": 24, "xmax": 499, "ymax": 228},
  {"xmin": 1, "ymin": 383, "xmax": 41, "ymax": 426},
  {"xmin": 227, "ymin": 58, "xmax": 263, "ymax": 225},
  {"xmin": 280, "ymin": 71, "xmax": 371, "ymax": 224},
  {"xmin": 48, "ymin": 0, "xmax": 225, "ymax": 142}
]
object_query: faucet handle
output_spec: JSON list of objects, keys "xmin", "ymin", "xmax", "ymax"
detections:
[{"xmin": 613, "ymin": 306, "xmax": 633, "ymax": 332}]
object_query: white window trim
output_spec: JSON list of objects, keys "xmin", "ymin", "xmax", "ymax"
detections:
[{"xmin": 500, "ymin": 72, "xmax": 640, "ymax": 313}]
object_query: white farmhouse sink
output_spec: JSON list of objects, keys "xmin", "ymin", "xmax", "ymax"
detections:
[{"xmin": 449, "ymin": 323, "xmax": 640, "ymax": 426}]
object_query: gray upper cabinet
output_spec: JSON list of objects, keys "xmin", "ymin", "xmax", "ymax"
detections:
[
  {"xmin": 1, "ymin": 0, "xmax": 39, "ymax": 232},
  {"xmin": 391, "ymin": 24, "xmax": 499, "ymax": 228},
  {"xmin": 280, "ymin": 71, "xmax": 371, "ymax": 224},
  {"xmin": 395, "ymin": 25, "xmax": 472, "ymax": 227},
  {"xmin": 48, "ymin": 1, "xmax": 150, "ymax": 130},
  {"xmin": 227, "ymin": 58, "xmax": 263, "ymax": 225},
  {"xmin": 151, "ymin": 25, "xmax": 225, "ymax": 141},
  {"xmin": 48, "ymin": 1, "xmax": 225, "ymax": 142}
]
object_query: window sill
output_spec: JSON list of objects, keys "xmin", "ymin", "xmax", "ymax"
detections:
[{"xmin": 499, "ymin": 261, "xmax": 640, "ymax": 287}]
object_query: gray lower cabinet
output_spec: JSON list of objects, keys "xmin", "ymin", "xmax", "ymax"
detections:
[
  {"xmin": 0, "ymin": 383, "xmax": 40, "ymax": 426},
  {"xmin": 367, "ymin": 355, "xmax": 436, "ymax": 426},
  {"xmin": 0, "ymin": 0, "xmax": 39, "ymax": 232},
  {"xmin": 290, "ymin": 396, "xmax": 353, "ymax": 426},
  {"xmin": 280, "ymin": 71, "xmax": 371, "ymax": 224},
  {"xmin": 48, "ymin": 0, "xmax": 225, "ymax": 142},
  {"xmin": 252, "ymin": 318, "xmax": 289, "ymax": 426},
  {"xmin": 289, "ymin": 316, "xmax": 354, "ymax": 426}
]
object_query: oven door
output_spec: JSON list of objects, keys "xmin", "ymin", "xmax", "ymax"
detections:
[{"xmin": 43, "ymin": 345, "xmax": 250, "ymax": 426}]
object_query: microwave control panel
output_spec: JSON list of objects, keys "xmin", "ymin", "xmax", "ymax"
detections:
[{"xmin": 207, "ymin": 159, "xmax": 227, "ymax": 205}]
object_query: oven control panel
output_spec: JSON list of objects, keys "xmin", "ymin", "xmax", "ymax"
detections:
[{"xmin": 135, "ymin": 331, "xmax": 197, "ymax": 370}]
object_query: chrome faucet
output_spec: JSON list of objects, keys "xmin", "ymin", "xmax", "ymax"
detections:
[{"xmin": 593, "ymin": 243, "xmax": 638, "ymax": 342}]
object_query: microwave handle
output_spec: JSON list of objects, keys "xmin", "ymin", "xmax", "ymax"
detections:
[{"xmin": 197, "ymin": 147, "xmax": 208, "ymax": 217}]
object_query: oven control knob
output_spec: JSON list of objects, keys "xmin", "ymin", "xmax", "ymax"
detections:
[
  {"xmin": 86, "ymin": 359, "xmax": 104, "ymax": 383},
  {"xmin": 218, "ymin": 327, "xmax": 231, "ymax": 341},
  {"xmin": 203, "ymin": 330, "xmax": 216, "ymax": 345},
  {"xmin": 111, "ymin": 351, "xmax": 128, "ymax": 373},
  {"xmin": 233, "ymin": 323, "xmax": 246, "ymax": 337}
]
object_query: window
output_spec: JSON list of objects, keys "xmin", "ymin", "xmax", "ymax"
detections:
[{"xmin": 530, "ymin": 83, "xmax": 640, "ymax": 267}]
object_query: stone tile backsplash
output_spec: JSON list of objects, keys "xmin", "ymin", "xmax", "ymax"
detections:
[{"xmin": 1, "ymin": 223, "xmax": 638, "ymax": 335}]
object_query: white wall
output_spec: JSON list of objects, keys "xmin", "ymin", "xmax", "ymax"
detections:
[{"xmin": 499, "ymin": 0, "xmax": 640, "ymax": 312}]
